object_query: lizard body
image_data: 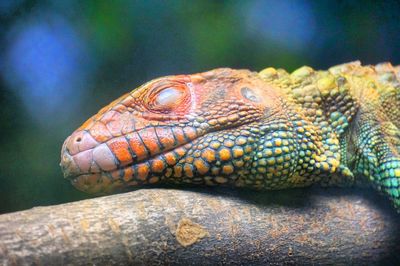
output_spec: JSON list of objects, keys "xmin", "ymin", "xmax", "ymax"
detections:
[{"xmin": 60, "ymin": 61, "xmax": 400, "ymax": 209}]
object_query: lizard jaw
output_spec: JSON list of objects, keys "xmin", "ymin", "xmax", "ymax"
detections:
[
  {"xmin": 61, "ymin": 143, "xmax": 191, "ymax": 194},
  {"xmin": 60, "ymin": 125, "xmax": 199, "ymax": 194}
]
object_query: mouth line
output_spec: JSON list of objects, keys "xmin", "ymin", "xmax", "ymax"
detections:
[
  {"xmin": 65, "ymin": 139, "xmax": 193, "ymax": 183},
  {"xmin": 65, "ymin": 118, "xmax": 266, "ymax": 184},
  {"xmin": 63, "ymin": 124, "xmax": 200, "ymax": 180}
]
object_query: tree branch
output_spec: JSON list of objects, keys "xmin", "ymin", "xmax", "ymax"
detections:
[{"xmin": 0, "ymin": 187, "xmax": 399, "ymax": 265}]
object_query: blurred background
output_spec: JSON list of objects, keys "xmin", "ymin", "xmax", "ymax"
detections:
[{"xmin": 1, "ymin": 0, "xmax": 400, "ymax": 213}]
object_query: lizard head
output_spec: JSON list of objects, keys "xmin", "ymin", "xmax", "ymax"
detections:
[{"xmin": 60, "ymin": 68, "xmax": 287, "ymax": 194}]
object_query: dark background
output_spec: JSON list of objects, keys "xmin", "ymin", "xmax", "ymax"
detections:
[{"xmin": 1, "ymin": 0, "xmax": 400, "ymax": 214}]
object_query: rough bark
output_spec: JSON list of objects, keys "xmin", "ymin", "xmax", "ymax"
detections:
[{"xmin": 0, "ymin": 187, "xmax": 399, "ymax": 265}]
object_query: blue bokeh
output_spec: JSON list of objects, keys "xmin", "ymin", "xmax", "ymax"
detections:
[
  {"xmin": 3, "ymin": 14, "xmax": 93, "ymax": 126},
  {"xmin": 244, "ymin": 0, "xmax": 316, "ymax": 51}
]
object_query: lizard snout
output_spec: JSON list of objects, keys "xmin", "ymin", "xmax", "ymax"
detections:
[
  {"xmin": 60, "ymin": 130, "xmax": 118, "ymax": 194},
  {"xmin": 60, "ymin": 130, "xmax": 101, "ymax": 178}
]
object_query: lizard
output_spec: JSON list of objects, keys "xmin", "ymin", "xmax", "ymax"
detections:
[{"xmin": 60, "ymin": 61, "xmax": 400, "ymax": 209}]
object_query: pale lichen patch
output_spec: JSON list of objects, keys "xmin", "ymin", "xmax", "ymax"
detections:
[{"xmin": 175, "ymin": 218, "xmax": 209, "ymax": 247}]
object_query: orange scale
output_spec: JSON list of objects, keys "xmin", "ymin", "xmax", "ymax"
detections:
[
  {"xmin": 183, "ymin": 164, "xmax": 194, "ymax": 177},
  {"xmin": 108, "ymin": 138, "xmax": 132, "ymax": 166},
  {"xmin": 123, "ymin": 167, "xmax": 134, "ymax": 182},
  {"xmin": 164, "ymin": 153, "xmax": 178, "ymax": 165},
  {"xmin": 138, "ymin": 127, "xmax": 161, "ymax": 156},
  {"xmin": 183, "ymin": 127, "xmax": 197, "ymax": 140},
  {"xmin": 172, "ymin": 127, "xmax": 186, "ymax": 143},
  {"xmin": 232, "ymin": 147, "xmax": 244, "ymax": 158},
  {"xmin": 173, "ymin": 165, "xmax": 183, "ymax": 177},
  {"xmin": 136, "ymin": 164, "xmax": 150, "ymax": 181},
  {"xmin": 151, "ymin": 159, "xmax": 165, "ymax": 173},
  {"xmin": 155, "ymin": 127, "xmax": 176, "ymax": 150},
  {"xmin": 174, "ymin": 147, "xmax": 187, "ymax": 157},
  {"xmin": 165, "ymin": 168, "xmax": 173, "ymax": 178},
  {"xmin": 194, "ymin": 159, "xmax": 210, "ymax": 175},
  {"xmin": 219, "ymin": 148, "xmax": 232, "ymax": 161},
  {"xmin": 222, "ymin": 165, "xmax": 234, "ymax": 175},
  {"xmin": 127, "ymin": 132, "xmax": 148, "ymax": 161},
  {"xmin": 201, "ymin": 149, "xmax": 216, "ymax": 162}
]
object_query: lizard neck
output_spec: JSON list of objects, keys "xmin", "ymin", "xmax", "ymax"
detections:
[{"xmin": 258, "ymin": 65, "xmax": 359, "ymax": 186}]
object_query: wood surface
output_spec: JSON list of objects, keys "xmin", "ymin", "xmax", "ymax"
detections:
[{"xmin": 0, "ymin": 187, "xmax": 399, "ymax": 265}]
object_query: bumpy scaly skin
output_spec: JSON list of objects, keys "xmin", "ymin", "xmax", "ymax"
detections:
[{"xmin": 60, "ymin": 61, "xmax": 400, "ymax": 209}]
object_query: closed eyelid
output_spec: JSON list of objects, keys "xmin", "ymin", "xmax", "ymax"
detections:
[
  {"xmin": 144, "ymin": 81, "xmax": 191, "ymax": 114},
  {"xmin": 155, "ymin": 87, "xmax": 185, "ymax": 106}
]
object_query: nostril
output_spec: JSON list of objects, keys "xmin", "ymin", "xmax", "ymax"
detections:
[{"xmin": 66, "ymin": 131, "xmax": 99, "ymax": 156}]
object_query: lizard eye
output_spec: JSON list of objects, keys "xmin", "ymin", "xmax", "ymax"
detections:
[
  {"xmin": 147, "ymin": 82, "xmax": 190, "ymax": 113},
  {"xmin": 241, "ymin": 87, "xmax": 261, "ymax": 102},
  {"xmin": 155, "ymin": 87, "xmax": 184, "ymax": 106}
]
